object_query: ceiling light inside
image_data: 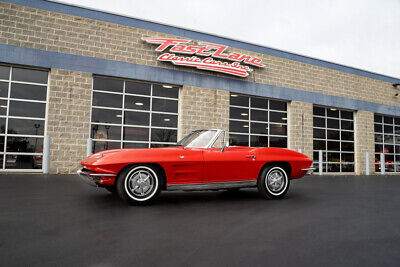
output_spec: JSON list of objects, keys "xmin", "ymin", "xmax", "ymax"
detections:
[
  {"xmin": 135, "ymin": 102, "xmax": 144, "ymax": 106},
  {"xmin": 162, "ymin": 85, "xmax": 173, "ymax": 88}
]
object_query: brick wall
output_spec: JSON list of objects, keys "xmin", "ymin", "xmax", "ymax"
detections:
[
  {"xmin": 0, "ymin": 2, "xmax": 398, "ymax": 108},
  {"xmin": 47, "ymin": 69, "xmax": 92, "ymax": 173},
  {"xmin": 287, "ymin": 101, "xmax": 313, "ymax": 159},
  {"xmin": 178, "ymin": 86, "xmax": 229, "ymax": 140},
  {"xmin": 354, "ymin": 111, "xmax": 375, "ymax": 175}
]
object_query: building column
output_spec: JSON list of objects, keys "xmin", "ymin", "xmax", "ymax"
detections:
[
  {"xmin": 178, "ymin": 85, "xmax": 229, "ymax": 140},
  {"xmin": 287, "ymin": 101, "xmax": 313, "ymax": 159},
  {"xmin": 47, "ymin": 69, "xmax": 92, "ymax": 174},
  {"xmin": 354, "ymin": 110, "xmax": 375, "ymax": 175}
]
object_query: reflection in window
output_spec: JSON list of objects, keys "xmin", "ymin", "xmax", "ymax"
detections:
[
  {"xmin": 313, "ymin": 106, "xmax": 354, "ymax": 173},
  {"xmin": 229, "ymin": 93, "xmax": 287, "ymax": 148},
  {"xmin": 374, "ymin": 114, "xmax": 400, "ymax": 173},
  {"xmin": 91, "ymin": 76, "xmax": 179, "ymax": 152}
]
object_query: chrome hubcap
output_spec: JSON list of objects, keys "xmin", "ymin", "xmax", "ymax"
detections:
[
  {"xmin": 266, "ymin": 169, "xmax": 285, "ymax": 192},
  {"xmin": 127, "ymin": 170, "xmax": 154, "ymax": 197}
]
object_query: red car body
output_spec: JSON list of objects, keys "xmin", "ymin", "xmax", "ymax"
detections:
[{"xmin": 80, "ymin": 146, "xmax": 312, "ymax": 187}]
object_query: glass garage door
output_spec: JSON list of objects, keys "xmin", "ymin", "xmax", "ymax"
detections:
[
  {"xmin": 90, "ymin": 76, "xmax": 179, "ymax": 153},
  {"xmin": 0, "ymin": 65, "xmax": 48, "ymax": 171}
]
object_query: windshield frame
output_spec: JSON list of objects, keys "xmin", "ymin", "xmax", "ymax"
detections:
[{"xmin": 177, "ymin": 129, "xmax": 224, "ymax": 149}]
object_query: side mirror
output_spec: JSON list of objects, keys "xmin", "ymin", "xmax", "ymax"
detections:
[{"xmin": 222, "ymin": 141, "xmax": 229, "ymax": 152}]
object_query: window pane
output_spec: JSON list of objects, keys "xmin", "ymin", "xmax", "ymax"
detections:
[
  {"xmin": 6, "ymin": 137, "xmax": 43, "ymax": 153},
  {"xmin": 229, "ymin": 134, "xmax": 248, "ymax": 146},
  {"xmin": 91, "ymin": 108, "xmax": 122, "ymax": 124},
  {"xmin": 123, "ymin": 127, "xmax": 149, "ymax": 141},
  {"xmin": 92, "ymin": 92, "xmax": 122, "ymax": 108},
  {"xmin": 0, "ymin": 136, "xmax": 4, "ymax": 150},
  {"xmin": 0, "ymin": 99, "xmax": 7, "ymax": 115},
  {"xmin": 230, "ymin": 94, "xmax": 248, "ymax": 107},
  {"xmin": 313, "ymin": 106, "xmax": 325, "ymax": 116},
  {"xmin": 374, "ymin": 124, "xmax": 382, "ymax": 133},
  {"xmin": 341, "ymin": 131, "xmax": 354, "ymax": 141},
  {"xmin": 124, "ymin": 111, "xmax": 149, "ymax": 126},
  {"xmin": 229, "ymin": 120, "xmax": 248, "ymax": 133},
  {"xmin": 314, "ymin": 140, "xmax": 326, "ymax": 150},
  {"xmin": 313, "ymin": 128, "xmax": 325, "ymax": 139},
  {"xmin": 7, "ymin": 119, "xmax": 44, "ymax": 135},
  {"xmin": 384, "ymin": 125, "xmax": 393, "ymax": 134},
  {"xmin": 93, "ymin": 77, "xmax": 123, "ymax": 93},
  {"xmin": 125, "ymin": 81, "xmax": 151, "ymax": 95},
  {"xmin": 327, "ymin": 119, "xmax": 339, "ymax": 129},
  {"xmin": 250, "ymin": 135, "xmax": 268, "ymax": 147},
  {"xmin": 342, "ymin": 164, "xmax": 354, "ymax": 172},
  {"xmin": 314, "ymin": 117, "xmax": 325, "ymax": 127},
  {"xmin": 151, "ymin": 128, "xmax": 177, "ymax": 143},
  {"xmin": 327, "ymin": 141, "xmax": 340, "ymax": 151},
  {"xmin": 270, "ymin": 136, "xmax": 287, "ymax": 148},
  {"xmin": 384, "ymin": 116, "xmax": 393, "ymax": 124},
  {"xmin": 341, "ymin": 120, "xmax": 353, "ymax": 130},
  {"xmin": 0, "ymin": 117, "xmax": 5, "ymax": 134},
  {"xmin": 152, "ymin": 98, "xmax": 178, "ymax": 113},
  {"xmin": 10, "ymin": 83, "xmax": 47, "ymax": 101},
  {"xmin": 153, "ymin": 84, "xmax": 179, "ymax": 98},
  {"xmin": 12, "ymin": 68, "xmax": 47, "ymax": 84},
  {"xmin": 341, "ymin": 111, "xmax": 353, "ymax": 120},
  {"xmin": 5, "ymin": 154, "xmax": 42, "ymax": 169},
  {"xmin": 93, "ymin": 141, "xmax": 121, "ymax": 153},
  {"xmin": 327, "ymin": 130, "xmax": 340, "ymax": 140},
  {"xmin": 124, "ymin": 95, "xmax": 150, "ymax": 110},
  {"xmin": 91, "ymin": 125, "xmax": 121, "ymax": 140},
  {"xmin": 251, "ymin": 109, "xmax": 268, "ymax": 122},
  {"xmin": 270, "ymin": 111, "xmax": 286, "ymax": 123},
  {"xmin": 250, "ymin": 122, "xmax": 268, "ymax": 134},
  {"xmin": 327, "ymin": 109, "xmax": 339, "ymax": 118},
  {"xmin": 270, "ymin": 124, "xmax": 287, "ymax": 135},
  {"xmin": 341, "ymin": 142, "xmax": 354, "ymax": 152},
  {"xmin": 0, "ymin": 81, "xmax": 8, "ymax": 97},
  {"xmin": 251, "ymin": 97, "xmax": 268, "ymax": 109},
  {"xmin": 341, "ymin": 153, "xmax": 354, "ymax": 162},
  {"xmin": 374, "ymin": 114, "xmax": 382, "ymax": 123},
  {"xmin": 230, "ymin": 107, "xmax": 249, "ymax": 120},
  {"xmin": 269, "ymin": 100, "xmax": 286, "ymax": 111},
  {"xmin": 0, "ymin": 65, "xmax": 10, "ymax": 80},
  {"xmin": 327, "ymin": 152, "xmax": 340, "ymax": 162},
  {"xmin": 327, "ymin": 164, "xmax": 340, "ymax": 172},
  {"xmin": 123, "ymin": 142, "xmax": 148, "ymax": 149},
  {"xmin": 151, "ymin": 113, "xmax": 177, "ymax": 128},
  {"xmin": 9, "ymin": 101, "xmax": 46, "ymax": 118}
]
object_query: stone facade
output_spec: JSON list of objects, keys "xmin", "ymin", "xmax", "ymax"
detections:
[
  {"xmin": 354, "ymin": 111, "xmax": 375, "ymax": 175},
  {"xmin": 0, "ymin": 1, "xmax": 398, "ymax": 175},
  {"xmin": 178, "ymin": 86, "xmax": 229, "ymax": 140},
  {"xmin": 287, "ymin": 101, "xmax": 313, "ymax": 159},
  {"xmin": 47, "ymin": 69, "xmax": 92, "ymax": 174}
]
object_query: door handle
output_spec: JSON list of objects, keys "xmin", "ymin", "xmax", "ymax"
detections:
[{"xmin": 245, "ymin": 155, "xmax": 256, "ymax": 160}]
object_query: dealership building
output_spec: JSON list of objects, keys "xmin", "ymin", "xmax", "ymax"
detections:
[{"xmin": 0, "ymin": 0, "xmax": 399, "ymax": 175}]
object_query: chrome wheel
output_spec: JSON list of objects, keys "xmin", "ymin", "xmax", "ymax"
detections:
[
  {"xmin": 124, "ymin": 166, "xmax": 158, "ymax": 201},
  {"xmin": 265, "ymin": 167, "xmax": 287, "ymax": 194}
]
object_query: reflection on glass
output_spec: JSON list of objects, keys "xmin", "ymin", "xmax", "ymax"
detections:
[
  {"xmin": 229, "ymin": 134, "xmax": 248, "ymax": 146},
  {"xmin": 0, "ymin": 65, "xmax": 10, "ymax": 80},
  {"xmin": 5, "ymin": 154, "xmax": 42, "ymax": 169},
  {"xmin": 250, "ymin": 135, "xmax": 268, "ymax": 147},
  {"xmin": 9, "ymin": 101, "xmax": 46, "ymax": 118},
  {"xmin": 151, "ymin": 128, "xmax": 177, "ymax": 143},
  {"xmin": 123, "ymin": 127, "xmax": 149, "ymax": 142},
  {"xmin": 93, "ymin": 77, "xmax": 123, "ymax": 93},
  {"xmin": 0, "ymin": 81, "xmax": 8, "ymax": 97},
  {"xmin": 93, "ymin": 141, "xmax": 121, "ymax": 153},
  {"xmin": 123, "ymin": 142, "xmax": 148, "ymax": 149},
  {"xmin": 152, "ymin": 84, "xmax": 179, "ymax": 98},
  {"xmin": 92, "ymin": 92, "xmax": 122, "ymax": 108},
  {"xmin": 124, "ymin": 111, "xmax": 149, "ymax": 126},
  {"xmin": 152, "ymin": 98, "xmax": 178, "ymax": 113},
  {"xmin": 91, "ymin": 125, "xmax": 121, "ymax": 140},
  {"xmin": 124, "ymin": 95, "xmax": 150, "ymax": 110},
  {"xmin": 11, "ymin": 83, "xmax": 47, "ymax": 101},
  {"xmin": 6, "ymin": 137, "xmax": 43, "ymax": 153},
  {"xmin": 7, "ymin": 119, "xmax": 44, "ymax": 135},
  {"xmin": 12, "ymin": 68, "xmax": 47, "ymax": 84},
  {"xmin": 270, "ymin": 136, "xmax": 287, "ymax": 148},
  {"xmin": 91, "ymin": 108, "xmax": 122, "ymax": 124},
  {"xmin": 125, "ymin": 81, "xmax": 151, "ymax": 95}
]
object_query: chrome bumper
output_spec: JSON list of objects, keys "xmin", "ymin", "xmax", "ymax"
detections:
[
  {"xmin": 77, "ymin": 168, "xmax": 116, "ymax": 187},
  {"xmin": 301, "ymin": 167, "xmax": 316, "ymax": 174}
]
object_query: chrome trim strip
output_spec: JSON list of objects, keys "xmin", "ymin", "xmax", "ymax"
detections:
[
  {"xmin": 77, "ymin": 168, "xmax": 117, "ymax": 187},
  {"xmin": 301, "ymin": 168, "xmax": 316, "ymax": 171},
  {"xmin": 167, "ymin": 180, "xmax": 257, "ymax": 191}
]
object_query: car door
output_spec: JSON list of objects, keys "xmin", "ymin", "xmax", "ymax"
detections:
[
  {"xmin": 203, "ymin": 147, "xmax": 258, "ymax": 183},
  {"xmin": 169, "ymin": 147, "xmax": 204, "ymax": 184}
]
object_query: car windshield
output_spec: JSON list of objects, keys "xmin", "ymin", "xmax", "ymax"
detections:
[{"xmin": 177, "ymin": 130, "xmax": 218, "ymax": 148}]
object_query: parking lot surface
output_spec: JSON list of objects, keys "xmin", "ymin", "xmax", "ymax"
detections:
[{"xmin": 1, "ymin": 174, "xmax": 400, "ymax": 267}]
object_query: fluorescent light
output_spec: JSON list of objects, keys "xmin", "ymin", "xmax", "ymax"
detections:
[
  {"xmin": 135, "ymin": 102, "xmax": 144, "ymax": 106},
  {"xmin": 162, "ymin": 85, "xmax": 173, "ymax": 88},
  {"xmin": 0, "ymin": 105, "xmax": 6, "ymax": 108},
  {"xmin": 163, "ymin": 118, "xmax": 170, "ymax": 121},
  {"xmin": 241, "ymin": 113, "xmax": 248, "ymax": 116},
  {"xmin": 282, "ymin": 118, "xmax": 287, "ymax": 120},
  {"xmin": 330, "ymin": 108, "xmax": 337, "ymax": 111},
  {"xmin": 116, "ymin": 115, "xmax": 122, "ymax": 117},
  {"xmin": 231, "ymin": 94, "xmax": 238, "ymax": 97},
  {"xmin": 243, "ymin": 125, "xmax": 249, "ymax": 128}
]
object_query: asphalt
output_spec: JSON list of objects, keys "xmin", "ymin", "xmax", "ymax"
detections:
[{"xmin": 1, "ymin": 174, "xmax": 400, "ymax": 267}]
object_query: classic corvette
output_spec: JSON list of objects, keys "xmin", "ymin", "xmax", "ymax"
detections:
[{"xmin": 78, "ymin": 129, "xmax": 314, "ymax": 204}]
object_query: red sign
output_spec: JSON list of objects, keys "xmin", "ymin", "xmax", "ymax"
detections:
[{"xmin": 142, "ymin": 37, "xmax": 265, "ymax": 77}]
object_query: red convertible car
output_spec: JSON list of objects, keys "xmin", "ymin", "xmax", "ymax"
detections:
[{"xmin": 78, "ymin": 129, "xmax": 314, "ymax": 204}]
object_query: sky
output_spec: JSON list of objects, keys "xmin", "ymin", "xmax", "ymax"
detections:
[{"xmin": 58, "ymin": 0, "xmax": 400, "ymax": 78}]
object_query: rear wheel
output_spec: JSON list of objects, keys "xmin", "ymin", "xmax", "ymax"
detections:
[
  {"xmin": 257, "ymin": 165, "xmax": 289, "ymax": 199},
  {"xmin": 116, "ymin": 165, "xmax": 161, "ymax": 204}
]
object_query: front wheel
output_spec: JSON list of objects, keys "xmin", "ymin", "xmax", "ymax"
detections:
[
  {"xmin": 257, "ymin": 166, "xmax": 290, "ymax": 199},
  {"xmin": 116, "ymin": 165, "xmax": 161, "ymax": 204}
]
